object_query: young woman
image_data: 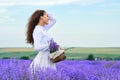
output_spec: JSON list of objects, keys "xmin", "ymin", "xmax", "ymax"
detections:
[{"xmin": 26, "ymin": 9, "xmax": 57, "ymax": 71}]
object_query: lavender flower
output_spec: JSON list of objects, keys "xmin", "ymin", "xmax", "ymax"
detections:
[
  {"xmin": 0, "ymin": 59, "xmax": 120, "ymax": 80},
  {"xmin": 49, "ymin": 39, "xmax": 59, "ymax": 53}
]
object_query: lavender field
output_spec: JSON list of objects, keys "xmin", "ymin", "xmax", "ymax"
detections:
[{"xmin": 0, "ymin": 59, "xmax": 120, "ymax": 80}]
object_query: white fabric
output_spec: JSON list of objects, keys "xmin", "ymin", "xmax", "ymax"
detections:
[{"xmin": 29, "ymin": 14, "xmax": 56, "ymax": 71}]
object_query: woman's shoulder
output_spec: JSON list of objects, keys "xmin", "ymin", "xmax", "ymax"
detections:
[
  {"xmin": 33, "ymin": 26, "xmax": 43, "ymax": 35},
  {"xmin": 34, "ymin": 25, "xmax": 43, "ymax": 31}
]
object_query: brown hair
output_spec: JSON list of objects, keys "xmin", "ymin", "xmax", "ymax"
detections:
[{"xmin": 26, "ymin": 9, "xmax": 46, "ymax": 45}]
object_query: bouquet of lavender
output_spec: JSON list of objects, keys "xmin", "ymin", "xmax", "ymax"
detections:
[{"xmin": 49, "ymin": 39, "xmax": 59, "ymax": 53}]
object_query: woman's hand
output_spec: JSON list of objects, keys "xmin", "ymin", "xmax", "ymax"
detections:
[{"xmin": 48, "ymin": 14, "xmax": 53, "ymax": 20}]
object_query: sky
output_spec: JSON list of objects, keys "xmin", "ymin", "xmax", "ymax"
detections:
[{"xmin": 0, "ymin": 0, "xmax": 120, "ymax": 48}]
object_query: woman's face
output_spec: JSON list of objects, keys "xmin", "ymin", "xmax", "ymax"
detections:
[{"xmin": 40, "ymin": 12, "xmax": 49, "ymax": 25}]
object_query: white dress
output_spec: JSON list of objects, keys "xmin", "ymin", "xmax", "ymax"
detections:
[{"xmin": 29, "ymin": 15, "xmax": 56, "ymax": 71}]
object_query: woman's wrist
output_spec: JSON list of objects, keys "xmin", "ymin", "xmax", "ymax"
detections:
[{"xmin": 48, "ymin": 14, "xmax": 55, "ymax": 20}]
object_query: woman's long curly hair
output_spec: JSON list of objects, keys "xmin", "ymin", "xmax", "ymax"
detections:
[{"xmin": 26, "ymin": 10, "xmax": 46, "ymax": 45}]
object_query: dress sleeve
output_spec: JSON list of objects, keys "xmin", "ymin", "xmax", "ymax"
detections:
[
  {"xmin": 33, "ymin": 29, "xmax": 50, "ymax": 52},
  {"xmin": 44, "ymin": 14, "xmax": 56, "ymax": 31}
]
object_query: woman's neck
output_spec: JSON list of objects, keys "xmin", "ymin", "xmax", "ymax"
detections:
[{"xmin": 37, "ymin": 21, "xmax": 45, "ymax": 27}]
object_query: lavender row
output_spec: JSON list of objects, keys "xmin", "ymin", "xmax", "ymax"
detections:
[{"xmin": 0, "ymin": 59, "xmax": 120, "ymax": 80}]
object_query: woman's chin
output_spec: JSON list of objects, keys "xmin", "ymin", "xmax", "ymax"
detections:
[{"xmin": 45, "ymin": 22, "xmax": 49, "ymax": 25}]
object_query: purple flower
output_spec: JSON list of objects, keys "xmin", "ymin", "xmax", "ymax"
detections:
[
  {"xmin": 49, "ymin": 39, "xmax": 59, "ymax": 53},
  {"xmin": 0, "ymin": 59, "xmax": 120, "ymax": 79}
]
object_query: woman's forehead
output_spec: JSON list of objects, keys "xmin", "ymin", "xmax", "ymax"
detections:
[{"xmin": 44, "ymin": 12, "xmax": 48, "ymax": 15}]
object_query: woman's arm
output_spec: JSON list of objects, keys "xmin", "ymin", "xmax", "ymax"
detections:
[
  {"xmin": 44, "ymin": 14, "xmax": 56, "ymax": 31},
  {"xmin": 33, "ymin": 29, "xmax": 50, "ymax": 52}
]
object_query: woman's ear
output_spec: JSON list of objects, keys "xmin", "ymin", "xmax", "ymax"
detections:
[{"xmin": 39, "ymin": 16, "xmax": 42, "ymax": 20}]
